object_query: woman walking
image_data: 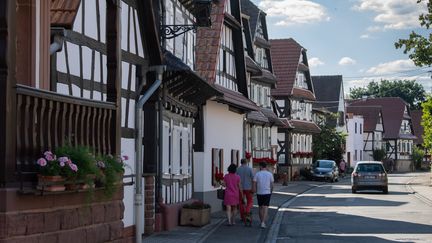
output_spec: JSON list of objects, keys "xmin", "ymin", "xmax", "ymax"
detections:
[{"xmin": 223, "ymin": 164, "xmax": 242, "ymax": 225}]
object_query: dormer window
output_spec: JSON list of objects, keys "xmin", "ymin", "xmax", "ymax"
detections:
[
  {"xmin": 295, "ymin": 72, "xmax": 307, "ymax": 89},
  {"xmin": 225, "ymin": 0, "xmax": 231, "ymax": 14},
  {"xmin": 256, "ymin": 20, "xmax": 264, "ymax": 39},
  {"xmin": 255, "ymin": 47, "xmax": 268, "ymax": 69}
]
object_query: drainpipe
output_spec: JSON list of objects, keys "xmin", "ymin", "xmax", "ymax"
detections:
[{"xmin": 135, "ymin": 65, "xmax": 165, "ymax": 243}]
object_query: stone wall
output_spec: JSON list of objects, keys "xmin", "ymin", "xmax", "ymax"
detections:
[{"xmin": 0, "ymin": 188, "xmax": 127, "ymax": 243}]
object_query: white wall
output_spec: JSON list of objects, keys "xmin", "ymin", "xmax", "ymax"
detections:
[
  {"xmin": 193, "ymin": 101, "xmax": 244, "ymax": 193},
  {"xmin": 346, "ymin": 115, "xmax": 364, "ymax": 168}
]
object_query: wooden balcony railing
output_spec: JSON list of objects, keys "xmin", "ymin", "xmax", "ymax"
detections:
[{"xmin": 15, "ymin": 85, "xmax": 116, "ymax": 180}]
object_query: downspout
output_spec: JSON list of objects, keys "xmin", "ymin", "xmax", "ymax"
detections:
[{"xmin": 135, "ymin": 65, "xmax": 165, "ymax": 243}]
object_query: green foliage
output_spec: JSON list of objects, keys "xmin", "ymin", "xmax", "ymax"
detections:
[
  {"xmin": 95, "ymin": 154, "xmax": 125, "ymax": 197},
  {"xmin": 412, "ymin": 146, "xmax": 425, "ymax": 169},
  {"xmin": 55, "ymin": 145, "xmax": 98, "ymax": 180},
  {"xmin": 395, "ymin": 0, "xmax": 432, "ymax": 66},
  {"xmin": 422, "ymin": 97, "xmax": 432, "ymax": 150},
  {"xmin": 372, "ymin": 148, "xmax": 387, "ymax": 161},
  {"xmin": 313, "ymin": 124, "xmax": 346, "ymax": 163},
  {"xmin": 349, "ymin": 80, "xmax": 426, "ymax": 109}
]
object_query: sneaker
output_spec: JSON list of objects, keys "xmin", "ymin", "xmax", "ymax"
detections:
[{"xmin": 260, "ymin": 222, "xmax": 266, "ymax": 228}]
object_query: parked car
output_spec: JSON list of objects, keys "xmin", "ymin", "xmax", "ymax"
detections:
[
  {"xmin": 351, "ymin": 161, "xmax": 388, "ymax": 194},
  {"xmin": 311, "ymin": 160, "xmax": 339, "ymax": 182}
]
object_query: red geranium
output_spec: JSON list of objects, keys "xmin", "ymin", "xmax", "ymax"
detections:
[{"xmin": 245, "ymin": 151, "xmax": 252, "ymax": 159}]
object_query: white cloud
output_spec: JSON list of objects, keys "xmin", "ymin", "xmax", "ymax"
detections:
[
  {"xmin": 353, "ymin": 0, "xmax": 427, "ymax": 30},
  {"xmin": 259, "ymin": 0, "xmax": 330, "ymax": 26},
  {"xmin": 308, "ymin": 57, "xmax": 324, "ymax": 67},
  {"xmin": 366, "ymin": 59, "xmax": 416, "ymax": 75},
  {"xmin": 339, "ymin": 57, "xmax": 357, "ymax": 66},
  {"xmin": 360, "ymin": 34, "xmax": 370, "ymax": 39}
]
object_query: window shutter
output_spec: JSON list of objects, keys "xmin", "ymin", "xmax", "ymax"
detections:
[{"xmin": 165, "ymin": 0, "xmax": 174, "ymax": 51}]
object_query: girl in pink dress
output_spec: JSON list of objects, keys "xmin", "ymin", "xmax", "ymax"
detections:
[{"xmin": 223, "ymin": 164, "xmax": 242, "ymax": 225}]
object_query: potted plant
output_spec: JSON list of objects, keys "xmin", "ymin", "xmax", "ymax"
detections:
[
  {"xmin": 95, "ymin": 154, "xmax": 126, "ymax": 197},
  {"xmin": 55, "ymin": 145, "xmax": 99, "ymax": 190},
  {"xmin": 180, "ymin": 201, "xmax": 211, "ymax": 227},
  {"xmin": 36, "ymin": 151, "xmax": 78, "ymax": 191}
]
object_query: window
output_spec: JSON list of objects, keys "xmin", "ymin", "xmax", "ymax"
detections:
[
  {"xmin": 360, "ymin": 124, "xmax": 363, "ymax": 134},
  {"xmin": 212, "ymin": 148, "xmax": 224, "ymax": 186},
  {"xmin": 355, "ymin": 123, "xmax": 357, "ymax": 134},
  {"xmin": 216, "ymin": 24, "xmax": 237, "ymax": 91},
  {"xmin": 231, "ymin": 149, "xmax": 240, "ymax": 166}
]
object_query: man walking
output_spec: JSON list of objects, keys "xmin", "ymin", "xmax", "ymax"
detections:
[
  {"xmin": 237, "ymin": 158, "xmax": 254, "ymax": 224},
  {"xmin": 253, "ymin": 162, "xmax": 274, "ymax": 228}
]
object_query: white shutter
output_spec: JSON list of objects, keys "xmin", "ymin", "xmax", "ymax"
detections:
[
  {"xmin": 174, "ymin": 8, "xmax": 183, "ymax": 58},
  {"xmin": 165, "ymin": 0, "xmax": 174, "ymax": 52},
  {"xmin": 162, "ymin": 121, "xmax": 170, "ymax": 174}
]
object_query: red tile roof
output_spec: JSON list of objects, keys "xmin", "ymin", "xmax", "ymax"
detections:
[
  {"xmin": 291, "ymin": 88, "xmax": 316, "ymax": 101},
  {"xmin": 195, "ymin": 1, "xmax": 225, "ymax": 84},
  {"xmin": 50, "ymin": 0, "xmax": 81, "ymax": 29},
  {"xmin": 269, "ymin": 38, "xmax": 303, "ymax": 97},
  {"xmin": 349, "ymin": 97, "xmax": 411, "ymax": 139},
  {"xmin": 410, "ymin": 110, "xmax": 423, "ymax": 145}
]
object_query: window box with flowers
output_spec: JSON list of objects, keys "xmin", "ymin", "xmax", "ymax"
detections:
[
  {"xmin": 36, "ymin": 144, "xmax": 126, "ymax": 197},
  {"xmin": 180, "ymin": 201, "xmax": 211, "ymax": 227}
]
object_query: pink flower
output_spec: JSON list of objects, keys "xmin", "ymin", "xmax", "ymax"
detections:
[
  {"xmin": 68, "ymin": 163, "xmax": 78, "ymax": 172},
  {"xmin": 37, "ymin": 158, "xmax": 47, "ymax": 167},
  {"xmin": 44, "ymin": 151, "xmax": 56, "ymax": 161},
  {"xmin": 122, "ymin": 155, "xmax": 129, "ymax": 161},
  {"xmin": 58, "ymin": 157, "xmax": 69, "ymax": 167}
]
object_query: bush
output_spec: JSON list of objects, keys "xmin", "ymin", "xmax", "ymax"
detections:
[
  {"xmin": 372, "ymin": 148, "xmax": 387, "ymax": 161},
  {"xmin": 412, "ymin": 147, "xmax": 425, "ymax": 170}
]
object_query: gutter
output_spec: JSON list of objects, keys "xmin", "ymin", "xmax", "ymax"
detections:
[{"xmin": 135, "ymin": 65, "xmax": 165, "ymax": 243}]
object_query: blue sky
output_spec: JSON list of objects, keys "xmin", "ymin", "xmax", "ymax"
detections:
[{"xmin": 251, "ymin": 0, "xmax": 431, "ymax": 95}]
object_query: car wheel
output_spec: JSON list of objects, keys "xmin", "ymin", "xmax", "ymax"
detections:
[
  {"xmin": 352, "ymin": 188, "xmax": 356, "ymax": 193},
  {"xmin": 383, "ymin": 187, "xmax": 388, "ymax": 194}
]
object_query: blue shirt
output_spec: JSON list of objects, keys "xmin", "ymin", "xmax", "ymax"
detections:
[{"xmin": 236, "ymin": 165, "xmax": 254, "ymax": 190}]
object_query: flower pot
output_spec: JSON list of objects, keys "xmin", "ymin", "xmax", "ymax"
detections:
[
  {"xmin": 180, "ymin": 208, "xmax": 211, "ymax": 227},
  {"xmin": 37, "ymin": 175, "xmax": 66, "ymax": 192}
]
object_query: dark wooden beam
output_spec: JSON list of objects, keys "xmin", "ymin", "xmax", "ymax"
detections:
[
  {"xmin": 0, "ymin": 0, "xmax": 17, "ymax": 186},
  {"xmin": 106, "ymin": 0, "xmax": 121, "ymax": 155}
]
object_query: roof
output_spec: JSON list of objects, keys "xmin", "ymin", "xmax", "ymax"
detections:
[
  {"xmin": 411, "ymin": 110, "xmax": 424, "ymax": 145},
  {"xmin": 212, "ymin": 85, "xmax": 258, "ymax": 112},
  {"xmin": 270, "ymin": 38, "xmax": 314, "ymax": 99},
  {"xmin": 291, "ymin": 88, "xmax": 316, "ymax": 101},
  {"xmin": 312, "ymin": 75, "xmax": 343, "ymax": 113},
  {"xmin": 195, "ymin": 1, "xmax": 225, "ymax": 84},
  {"xmin": 349, "ymin": 97, "xmax": 411, "ymax": 139},
  {"xmin": 290, "ymin": 120, "xmax": 321, "ymax": 134},
  {"xmin": 50, "ymin": 0, "xmax": 81, "ymax": 28},
  {"xmin": 241, "ymin": 0, "xmax": 262, "ymax": 40},
  {"xmin": 346, "ymin": 106, "xmax": 382, "ymax": 132},
  {"xmin": 260, "ymin": 107, "xmax": 286, "ymax": 126}
]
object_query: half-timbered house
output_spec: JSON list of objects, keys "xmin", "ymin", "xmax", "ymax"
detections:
[
  {"xmin": 1, "ymin": 0, "xmax": 130, "ymax": 241},
  {"xmin": 195, "ymin": 0, "xmax": 258, "ymax": 210},
  {"xmin": 349, "ymin": 97, "xmax": 416, "ymax": 172},
  {"xmin": 241, "ymin": 0, "xmax": 282, "ymax": 172},
  {"xmin": 270, "ymin": 38, "xmax": 320, "ymax": 181},
  {"xmin": 146, "ymin": 0, "xmax": 220, "ymax": 233}
]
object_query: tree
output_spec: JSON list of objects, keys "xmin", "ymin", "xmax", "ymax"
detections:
[
  {"xmin": 372, "ymin": 148, "xmax": 387, "ymax": 161},
  {"xmin": 312, "ymin": 123, "xmax": 346, "ymax": 164},
  {"xmin": 395, "ymin": 0, "xmax": 432, "ymax": 66},
  {"xmin": 422, "ymin": 97, "xmax": 432, "ymax": 150},
  {"xmin": 349, "ymin": 79, "xmax": 426, "ymax": 109}
]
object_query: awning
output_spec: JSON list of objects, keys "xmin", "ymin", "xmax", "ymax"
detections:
[
  {"xmin": 290, "ymin": 120, "xmax": 321, "ymax": 134},
  {"xmin": 245, "ymin": 56, "xmax": 262, "ymax": 75},
  {"xmin": 292, "ymin": 87, "xmax": 316, "ymax": 101},
  {"xmin": 213, "ymin": 85, "xmax": 259, "ymax": 112},
  {"xmin": 163, "ymin": 51, "xmax": 222, "ymax": 105},
  {"xmin": 260, "ymin": 107, "xmax": 286, "ymax": 127},
  {"xmin": 251, "ymin": 69, "xmax": 277, "ymax": 87}
]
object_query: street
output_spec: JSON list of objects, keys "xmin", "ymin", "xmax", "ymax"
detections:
[{"xmin": 271, "ymin": 173, "xmax": 432, "ymax": 243}]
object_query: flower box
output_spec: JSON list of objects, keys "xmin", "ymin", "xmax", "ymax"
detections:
[
  {"xmin": 180, "ymin": 201, "xmax": 211, "ymax": 227},
  {"xmin": 180, "ymin": 208, "xmax": 211, "ymax": 227}
]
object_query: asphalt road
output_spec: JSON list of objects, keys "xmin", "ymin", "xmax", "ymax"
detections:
[{"xmin": 272, "ymin": 174, "xmax": 432, "ymax": 243}]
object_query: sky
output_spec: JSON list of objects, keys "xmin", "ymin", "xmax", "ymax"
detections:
[{"xmin": 251, "ymin": 0, "xmax": 431, "ymax": 95}]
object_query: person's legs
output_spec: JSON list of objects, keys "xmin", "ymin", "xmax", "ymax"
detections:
[
  {"xmin": 231, "ymin": 205, "xmax": 237, "ymax": 225},
  {"xmin": 245, "ymin": 190, "xmax": 253, "ymax": 213},
  {"xmin": 226, "ymin": 205, "xmax": 232, "ymax": 225}
]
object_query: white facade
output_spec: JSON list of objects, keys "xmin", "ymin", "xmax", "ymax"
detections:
[
  {"xmin": 346, "ymin": 114, "xmax": 364, "ymax": 168},
  {"xmin": 194, "ymin": 101, "xmax": 244, "ymax": 211}
]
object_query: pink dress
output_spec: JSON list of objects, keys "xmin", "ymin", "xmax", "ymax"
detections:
[{"xmin": 223, "ymin": 173, "xmax": 240, "ymax": 206}]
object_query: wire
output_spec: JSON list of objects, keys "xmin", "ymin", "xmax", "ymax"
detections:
[{"xmin": 344, "ymin": 67, "xmax": 431, "ymax": 79}]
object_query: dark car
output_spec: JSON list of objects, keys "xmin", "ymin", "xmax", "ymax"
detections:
[
  {"xmin": 311, "ymin": 160, "xmax": 339, "ymax": 182},
  {"xmin": 351, "ymin": 161, "xmax": 388, "ymax": 194}
]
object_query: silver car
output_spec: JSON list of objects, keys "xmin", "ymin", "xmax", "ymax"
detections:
[
  {"xmin": 351, "ymin": 161, "xmax": 388, "ymax": 194},
  {"xmin": 311, "ymin": 160, "xmax": 339, "ymax": 182}
]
